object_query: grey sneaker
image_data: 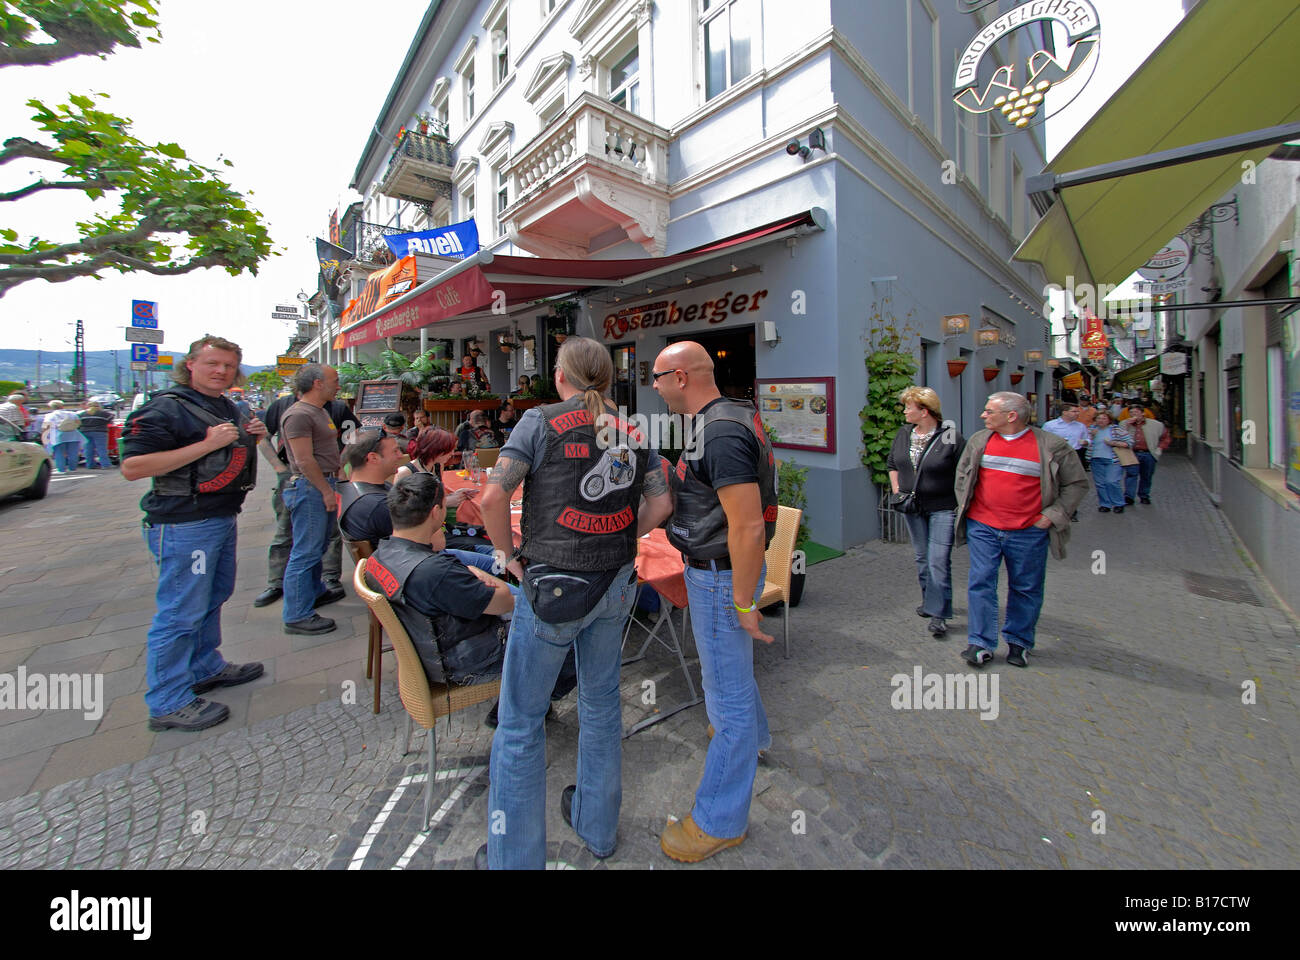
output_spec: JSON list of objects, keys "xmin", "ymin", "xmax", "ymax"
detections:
[
  {"xmin": 960, "ymin": 644, "xmax": 993, "ymax": 668},
  {"xmin": 928, "ymin": 617, "xmax": 947, "ymax": 637},
  {"xmin": 193, "ymin": 661, "xmax": 263, "ymax": 694},
  {"xmin": 148, "ymin": 698, "xmax": 230, "ymax": 732}
]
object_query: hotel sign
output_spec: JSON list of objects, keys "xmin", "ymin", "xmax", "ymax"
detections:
[{"xmin": 954, "ymin": 0, "xmax": 1100, "ymax": 132}]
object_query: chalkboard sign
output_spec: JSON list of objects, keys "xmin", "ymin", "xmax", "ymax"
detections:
[{"xmin": 357, "ymin": 379, "xmax": 401, "ymax": 413}]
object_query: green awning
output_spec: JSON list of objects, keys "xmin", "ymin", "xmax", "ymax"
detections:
[
  {"xmin": 1111, "ymin": 356, "xmax": 1160, "ymax": 388},
  {"xmin": 1014, "ymin": 0, "xmax": 1300, "ymax": 288}
]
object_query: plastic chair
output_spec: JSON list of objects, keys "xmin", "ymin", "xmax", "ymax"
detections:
[
  {"xmin": 756, "ymin": 505, "xmax": 803, "ymax": 659},
  {"xmin": 353, "ymin": 557, "xmax": 502, "ymax": 830},
  {"xmin": 345, "ymin": 539, "xmax": 388, "ymax": 713}
]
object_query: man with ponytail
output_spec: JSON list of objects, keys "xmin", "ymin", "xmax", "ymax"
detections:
[
  {"xmin": 480, "ymin": 336, "xmax": 674, "ymax": 869},
  {"xmin": 651, "ymin": 340, "xmax": 779, "ymax": 863}
]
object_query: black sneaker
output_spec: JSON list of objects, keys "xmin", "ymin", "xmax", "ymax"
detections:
[
  {"xmin": 475, "ymin": 843, "xmax": 488, "ymax": 870},
  {"xmin": 313, "ymin": 586, "xmax": 346, "ymax": 608},
  {"xmin": 561, "ymin": 784, "xmax": 615, "ymax": 859},
  {"xmin": 148, "ymin": 697, "xmax": 230, "ymax": 732},
  {"xmin": 1114, "ymin": 506, "xmax": 1124, "ymax": 514},
  {"xmin": 1124, "ymin": 497, "xmax": 1134, "ymax": 505},
  {"xmin": 192, "ymin": 661, "xmax": 264, "ymax": 694},
  {"xmin": 1098, "ymin": 506, "xmax": 1111, "ymax": 513},
  {"xmin": 960, "ymin": 644, "xmax": 992, "ymax": 668},
  {"xmin": 284, "ymin": 614, "xmax": 336, "ymax": 635},
  {"xmin": 928, "ymin": 618, "xmax": 947, "ymax": 638},
  {"xmin": 1140, "ymin": 497, "xmax": 1151, "ymax": 504},
  {"xmin": 252, "ymin": 587, "xmax": 282, "ymax": 607},
  {"xmin": 1006, "ymin": 644, "xmax": 1029, "ymax": 668}
]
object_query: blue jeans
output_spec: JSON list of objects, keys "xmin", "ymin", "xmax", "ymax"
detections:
[
  {"xmin": 683, "ymin": 561, "xmax": 770, "ymax": 839},
  {"xmin": 83, "ymin": 432, "xmax": 111, "ymax": 468},
  {"xmin": 488, "ymin": 561, "xmax": 637, "ymax": 869},
  {"xmin": 904, "ymin": 509, "xmax": 955, "ymax": 619},
  {"xmin": 52, "ymin": 440, "xmax": 79, "ymax": 471},
  {"xmin": 281, "ymin": 477, "xmax": 336, "ymax": 623},
  {"xmin": 143, "ymin": 516, "xmax": 237, "ymax": 716},
  {"xmin": 1122, "ymin": 462, "xmax": 1141, "ymax": 500},
  {"xmin": 446, "ymin": 548, "xmax": 496, "ymax": 573},
  {"xmin": 965, "ymin": 518, "xmax": 1048, "ymax": 653},
  {"xmin": 1091, "ymin": 458, "xmax": 1125, "ymax": 508},
  {"xmin": 1134, "ymin": 452, "xmax": 1157, "ymax": 499}
]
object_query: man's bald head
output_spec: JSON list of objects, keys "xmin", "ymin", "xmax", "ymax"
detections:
[{"xmin": 652, "ymin": 340, "xmax": 721, "ymax": 415}]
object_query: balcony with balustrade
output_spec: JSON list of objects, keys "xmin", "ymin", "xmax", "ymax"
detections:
[
  {"xmin": 377, "ymin": 128, "xmax": 454, "ymax": 218},
  {"xmin": 500, "ymin": 93, "xmax": 671, "ymax": 258}
]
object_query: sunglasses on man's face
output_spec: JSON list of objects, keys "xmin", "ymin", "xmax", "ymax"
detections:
[{"xmin": 651, "ymin": 368, "xmax": 680, "ymax": 382}]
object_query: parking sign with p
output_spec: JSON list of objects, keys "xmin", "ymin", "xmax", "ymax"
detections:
[{"xmin": 131, "ymin": 343, "xmax": 159, "ymax": 364}]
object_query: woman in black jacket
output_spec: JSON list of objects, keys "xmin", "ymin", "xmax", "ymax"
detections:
[{"xmin": 887, "ymin": 386, "xmax": 965, "ymax": 637}]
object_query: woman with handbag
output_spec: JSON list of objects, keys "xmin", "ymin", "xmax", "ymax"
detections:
[
  {"xmin": 887, "ymin": 387, "xmax": 965, "ymax": 637},
  {"xmin": 1088, "ymin": 411, "xmax": 1129, "ymax": 513}
]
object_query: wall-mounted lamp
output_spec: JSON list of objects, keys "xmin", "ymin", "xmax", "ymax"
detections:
[
  {"xmin": 785, "ymin": 127, "xmax": 827, "ymax": 161},
  {"xmin": 761, "ymin": 321, "xmax": 780, "ymax": 346}
]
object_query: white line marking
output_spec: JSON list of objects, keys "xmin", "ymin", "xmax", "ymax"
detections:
[
  {"xmin": 393, "ymin": 765, "xmax": 487, "ymax": 869},
  {"xmin": 348, "ymin": 766, "xmax": 480, "ymax": 870}
]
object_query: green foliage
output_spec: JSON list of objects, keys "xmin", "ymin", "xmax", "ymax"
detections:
[
  {"xmin": 522, "ymin": 376, "xmax": 558, "ymax": 400},
  {"xmin": 246, "ymin": 369, "xmax": 283, "ymax": 394},
  {"xmin": 859, "ymin": 298, "xmax": 918, "ymax": 487},
  {"xmin": 0, "ymin": 378, "xmax": 25, "ymax": 395},
  {"xmin": 763, "ymin": 422, "xmax": 811, "ymax": 547},
  {"xmin": 0, "ymin": 4, "xmax": 273, "ymax": 297}
]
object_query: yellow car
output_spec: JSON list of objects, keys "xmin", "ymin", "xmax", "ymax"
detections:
[{"xmin": 0, "ymin": 415, "xmax": 52, "ymax": 501}]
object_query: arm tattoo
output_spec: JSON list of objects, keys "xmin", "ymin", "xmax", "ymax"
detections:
[
  {"xmin": 487, "ymin": 456, "xmax": 529, "ymax": 495},
  {"xmin": 642, "ymin": 463, "xmax": 668, "ymax": 498}
]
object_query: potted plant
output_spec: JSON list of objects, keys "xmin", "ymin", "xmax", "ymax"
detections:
[{"xmin": 858, "ymin": 298, "xmax": 918, "ymax": 542}]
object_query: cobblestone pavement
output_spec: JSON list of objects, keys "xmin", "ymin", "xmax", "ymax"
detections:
[{"xmin": 0, "ymin": 455, "xmax": 1296, "ymax": 870}]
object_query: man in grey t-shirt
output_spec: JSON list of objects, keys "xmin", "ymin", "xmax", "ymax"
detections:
[{"xmin": 280, "ymin": 364, "xmax": 344, "ymax": 635}]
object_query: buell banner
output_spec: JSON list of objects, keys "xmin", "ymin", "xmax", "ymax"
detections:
[{"xmin": 383, "ymin": 218, "xmax": 479, "ymax": 259}]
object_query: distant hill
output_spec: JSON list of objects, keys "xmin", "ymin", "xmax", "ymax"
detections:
[{"xmin": 0, "ymin": 349, "xmax": 265, "ymax": 391}]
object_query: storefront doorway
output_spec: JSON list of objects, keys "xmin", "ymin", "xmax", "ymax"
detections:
[
  {"xmin": 667, "ymin": 326, "xmax": 756, "ymax": 402},
  {"xmin": 610, "ymin": 343, "xmax": 636, "ymax": 415}
]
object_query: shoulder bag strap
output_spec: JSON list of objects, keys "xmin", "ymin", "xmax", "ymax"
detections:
[{"xmin": 908, "ymin": 429, "xmax": 940, "ymax": 493}]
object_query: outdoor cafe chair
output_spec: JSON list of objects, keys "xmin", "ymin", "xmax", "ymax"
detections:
[
  {"xmin": 353, "ymin": 557, "xmax": 502, "ymax": 830},
  {"xmin": 756, "ymin": 505, "xmax": 803, "ymax": 659},
  {"xmin": 345, "ymin": 539, "xmax": 388, "ymax": 713}
]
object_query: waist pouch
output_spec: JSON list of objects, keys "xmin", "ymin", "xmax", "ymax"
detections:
[{"xmin": 522, "ymin": 563, "xmax": 624, "ymax": 624}]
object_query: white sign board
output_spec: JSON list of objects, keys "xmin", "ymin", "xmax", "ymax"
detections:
[
  {"xmin": 271, "ymin": 311, "xmax": 302, "ymax": 320},
  {"xmin": 1135, "ymin": 278, "xmax": 1190, "ymax": 295},
  {"xmin": 125, "ymin": 327, "xmax": 164, "ymax": 343},
  {"xmin": 1137, "ymin": 237, "xmax": 1191, "ymax": 281},
  {"xmin": 274, "ymin": 304, "xmax": 300, "ymax": 314},
  {"xmin": 1160, "ymin": 352, "xmax": 1188, "ymax": 376}
]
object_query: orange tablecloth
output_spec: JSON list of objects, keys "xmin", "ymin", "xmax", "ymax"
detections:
[{"xmin": 442, "ymin": 469, "xmax": 688, "ymax": 609}]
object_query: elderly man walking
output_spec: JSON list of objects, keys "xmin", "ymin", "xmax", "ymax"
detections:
[
  {"xmin": 954, "ymin": 392, "xmax": 1088, "ymax": 668},
  {"xmin": 1122, "ymin": 406, "xmax": 1168, "ymax": 504}
]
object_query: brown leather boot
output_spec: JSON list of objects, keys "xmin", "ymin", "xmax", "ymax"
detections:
[{"xmin": 660, "ymin": 812, "xmax": 745, "ymax": 863}]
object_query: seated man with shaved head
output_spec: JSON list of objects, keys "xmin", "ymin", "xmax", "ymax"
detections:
[{"xmin": 652, "ymin": 340, "xmax": 779, "ymax": 863}]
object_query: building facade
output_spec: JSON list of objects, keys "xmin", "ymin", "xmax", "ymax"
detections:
[{"xmin": 309, "ymin": 0, "xmax": 1055, "ymax": 548}]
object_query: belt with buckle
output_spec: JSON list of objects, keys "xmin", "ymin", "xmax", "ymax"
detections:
[{"xmin": 684, "ymin": 555, "xmax": 732, "ymax": 571}]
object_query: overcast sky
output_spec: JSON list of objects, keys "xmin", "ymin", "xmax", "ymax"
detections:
[{"xmin": 0, "ymin": 0, "xmax": 1181, "ymax": 366}]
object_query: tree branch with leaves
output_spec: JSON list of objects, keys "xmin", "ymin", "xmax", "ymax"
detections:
[{"xmin": 0, "ymin": 1, "xmax": 274, "ymax": 297}]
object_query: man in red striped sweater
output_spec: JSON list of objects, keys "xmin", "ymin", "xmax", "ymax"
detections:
[{"xmin": 953, "ymin": 392, "xmax": 1089, "ymax": 668}]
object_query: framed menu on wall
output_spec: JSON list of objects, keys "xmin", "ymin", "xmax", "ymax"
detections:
[{"xmin": 754, "ymin": 377, "xmax": 836, "ymax": 453}]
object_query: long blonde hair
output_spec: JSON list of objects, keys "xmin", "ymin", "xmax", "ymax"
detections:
[{"xmin": 556, "ymin": 337, "xmax": 613, "ymax": 427}]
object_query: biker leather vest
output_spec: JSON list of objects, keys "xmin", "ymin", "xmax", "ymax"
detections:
[
  {"xmin": 365, "ymin": 537, "xmax": 505, "ymax": 686},
  {"xmin": 150, "ymin": 390, "xmax": 257, "ymax": 500},
  {"xmin": 339, "ymin": 480, "xmax": 389, "ymax": 545},
  {"xmin": 667, "ymin": 400, "xmax": 778, "ymax": 560},
  {"xmin": 519, "ymin": 396, "xmax": 650, "ymax": 571}
]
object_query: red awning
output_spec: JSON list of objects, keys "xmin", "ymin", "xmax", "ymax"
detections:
[{"xmin": 335, "ymin": 209, "xmax": 825, "ymax": 349}]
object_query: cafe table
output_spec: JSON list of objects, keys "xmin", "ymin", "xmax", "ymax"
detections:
[{"xmin": 441, "ymin": 468, "xmax": 703, "ymax": 737}]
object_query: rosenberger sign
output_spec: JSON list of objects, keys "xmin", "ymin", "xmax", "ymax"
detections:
[
  {"xmin": 602, "ymin": 287, "xmax": 770, "ymax": 340},
  {"xmin": 954, "ymin": 0, "xmax": 1100, "ymax": 133}
]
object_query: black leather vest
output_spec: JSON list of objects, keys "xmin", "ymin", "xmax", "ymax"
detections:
[
  {"xmin": 519, "ymin": 396, "xmax": 650, "ymax": 571},
  {"xmin": 78, "ymin": 410, "xmax": 114, "ymax": 433},
  {"xmin": 667, "ymin": 400, "xmax": 778, "ymax": 560},
  {"xmin": 366, "ymin": 537, "xmax": 505, "ymax": 685},
  {"xmin": 339, "ymin": 480, "xmax": 389, "ymax": 545},
  {"xmin": 150, "ymin": 390, "xmax": 257, "ymax": 500}
]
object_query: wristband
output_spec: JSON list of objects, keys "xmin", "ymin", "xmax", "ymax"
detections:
[{"xmin": 733, "ymin": 601, "xmax": 758, "ymax": 613}]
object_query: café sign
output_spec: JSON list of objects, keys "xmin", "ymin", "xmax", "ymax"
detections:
[
  {"xmin": 602, "ymin": 287, "xmax": 770, "ymax": 340},
  {"xmin": 954, "ymin": 0, "xmax": 1100, "ymax": 132}
]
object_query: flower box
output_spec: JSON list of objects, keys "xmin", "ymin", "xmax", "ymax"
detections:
[{"xmin": 422, "ymin": 398, "xmax": 500, "ymax": 412}]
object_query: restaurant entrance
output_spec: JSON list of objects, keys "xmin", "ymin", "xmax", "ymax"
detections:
[
  {"xmin": 610, "ymin": 343, "xmax": 636, "ymax": 415},
  {"xmin": 668, "ymin": 326, "xmax": 756, "ymax": 402}
]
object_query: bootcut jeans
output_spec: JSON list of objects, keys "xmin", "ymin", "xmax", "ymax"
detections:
[{"xmin": 903, "ymin": 508, "xmax": 955, "ymax": 620}]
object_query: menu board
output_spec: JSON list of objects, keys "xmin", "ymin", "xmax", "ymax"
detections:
[
  {"xmin": 357, "ymin": 379, "xmax": 401, "ymax": 413},
  {"xmin": 755, "ymin": 377, "xmax": 835, "ymax": 453}
]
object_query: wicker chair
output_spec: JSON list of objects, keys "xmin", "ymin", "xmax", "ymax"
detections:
[
  {"xmin": 353, "ymin": 557, "xmax": 502, "ymax": 830},
  {"xmin": 756, "ymin": 505, "xmax": 803, "ymax": 659},
  {"xmin": 345, "ymin": 540, "xmax": 388, "ymax": 713}
]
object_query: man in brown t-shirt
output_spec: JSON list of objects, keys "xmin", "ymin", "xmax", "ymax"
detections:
[{"xmin": 280, "ymin": 363, "xmax": 344, "ymax": 634}]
